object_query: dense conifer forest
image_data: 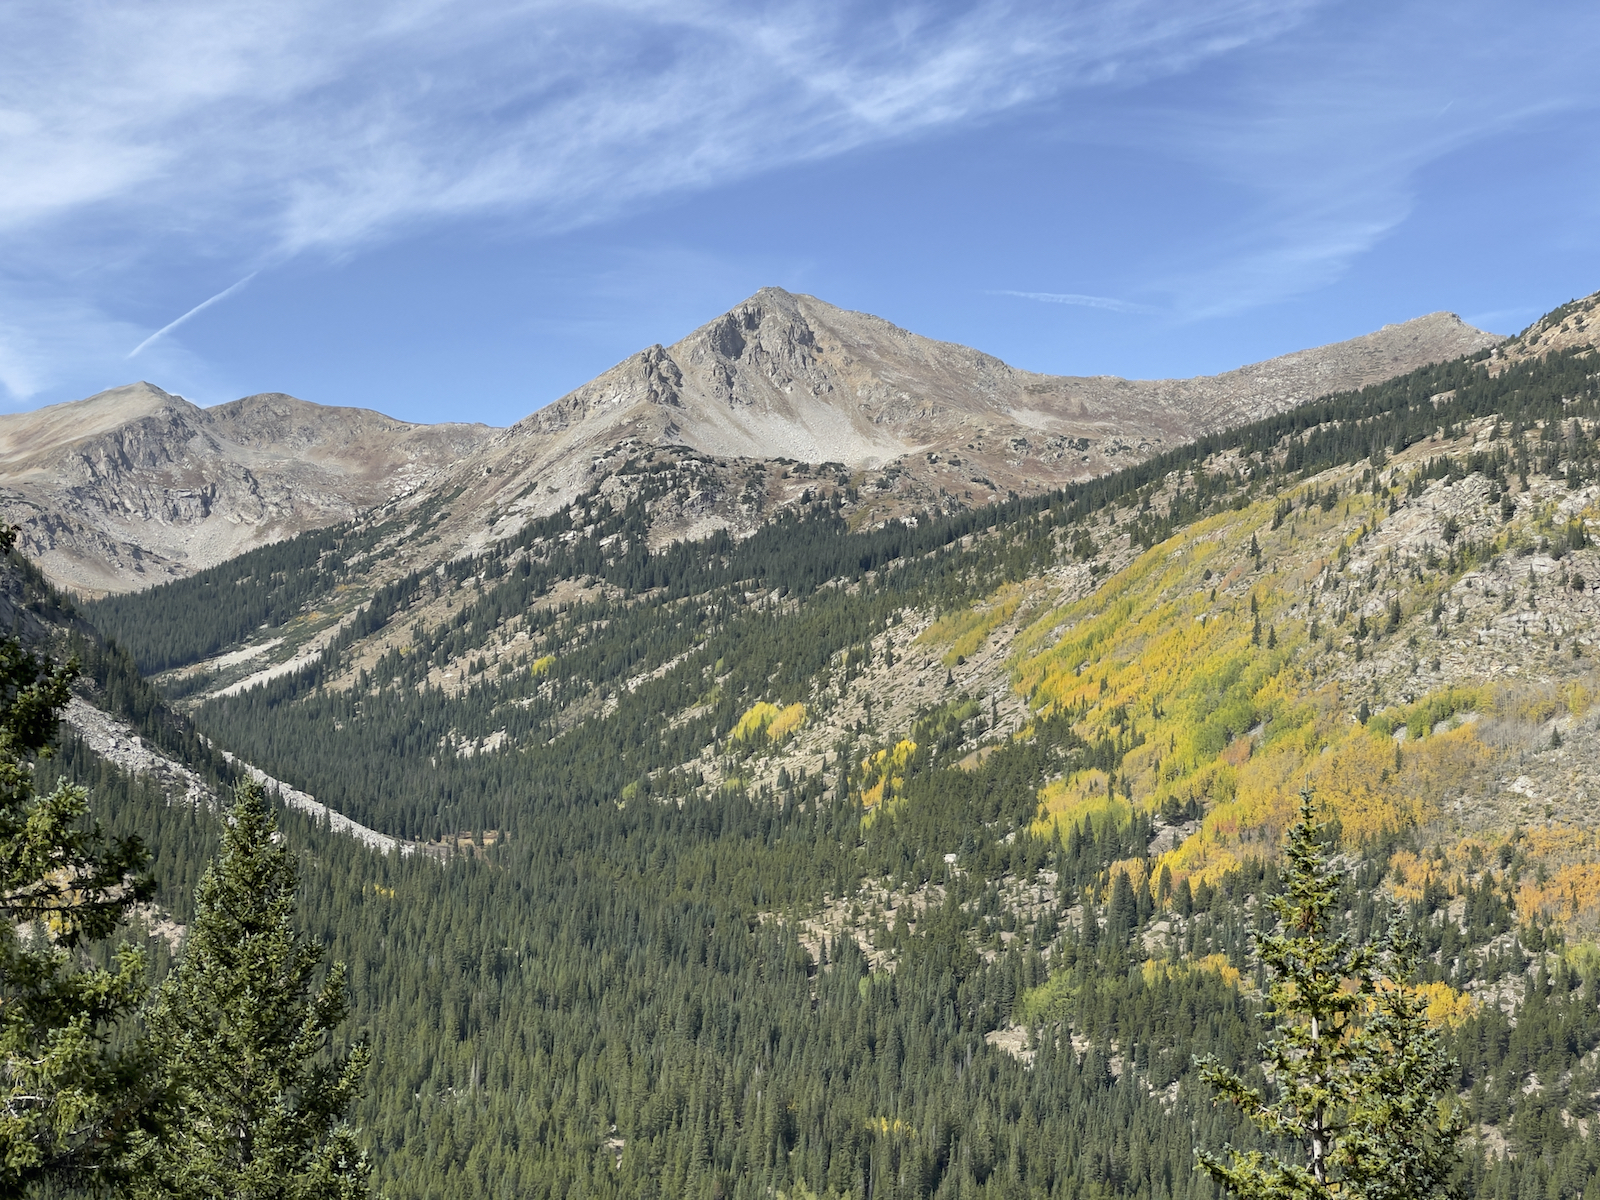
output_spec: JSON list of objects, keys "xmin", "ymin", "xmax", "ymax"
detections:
[{"xmin": 26, "ymin": 341, "xmax": 1600, "ymax": 1197}]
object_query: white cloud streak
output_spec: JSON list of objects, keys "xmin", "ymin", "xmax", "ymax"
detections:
[
  {"xmin": 0, "ymin": 0, "xmax": 1314, "ymax": 399},
  {"xmin": 1, "ymin": 1, "xmax": 1309, "ymax": 257},
  {"xmin": 127, "ymin": 273, "xmax": 257, "ymax": 358},
  {"xmin": 988, "ymin": 290, "xmax": 1157, "ymax": 314},
  {"xmin": 1105, "ymin": 0, "xmax": 1600, "ymax": 320},
  {"xmin": 9, "ymin": 0, "xmax": 1596, "ymax": 402}
]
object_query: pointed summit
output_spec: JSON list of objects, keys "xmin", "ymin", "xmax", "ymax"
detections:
[
  {"xmin": 0, "ymin": 287, "xmax": 1508, "ymax": 593},
  {"xmin": 501, "ymin": 286, "xmax": 1502, "ymax": 491}
]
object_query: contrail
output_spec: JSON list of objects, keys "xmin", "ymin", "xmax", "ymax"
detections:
[
  {"xmin": 127, "ymin": 272, "xmax": 258, "ymax": 358},
  {"xmin": 987, "ymin": 289, "xmax": 1156, "ymax": 315}
]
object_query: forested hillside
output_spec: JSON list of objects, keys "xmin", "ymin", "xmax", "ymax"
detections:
[{"xmin": 44, "ymin": 324, "xmax": 1600, "ymax": 1198}]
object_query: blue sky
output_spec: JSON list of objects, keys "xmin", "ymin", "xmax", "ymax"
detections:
[{"xmin": 3, "ymin": 0, "xmax": 1598, "ymax": 427}]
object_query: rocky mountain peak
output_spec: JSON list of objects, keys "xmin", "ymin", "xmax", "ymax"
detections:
[
  {"xmin": 476, "ymin": 289, "xmax": 1503, "ymax": 541},
  {"xmin": 0, "ymin": 385, "xmax": 499, "ymax": 595},
  {"xmin": 0, "ymin": 382, "xmax": 194, "ymax": 469},
  {"xmin": 1, "ymin": 289, "xmax": 1510, "ymax": 595}
]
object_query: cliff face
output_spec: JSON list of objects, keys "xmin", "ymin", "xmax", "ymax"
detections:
[{"xmin": 0, "ymin": 289, "xmax": 1505, "ymax": 594}]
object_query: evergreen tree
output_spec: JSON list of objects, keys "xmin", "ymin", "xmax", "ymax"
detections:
[
  {"xmin": 127, "ymin": 781, "xmax": 371, "ymax": 1200},
  {"xmin": 0, "ymin": 527, "xmax": 155, "ymax": 1193},
  {"xmin": 1196, "ymin": 789, "xmax": 1462, "ymax": 1200},
  {"xmin": 1341, "ymin": 921, "xmax": 1466, "ymax": 1200}
]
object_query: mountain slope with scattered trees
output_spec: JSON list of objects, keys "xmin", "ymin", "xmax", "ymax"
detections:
[{"xmin": 21, "ymin": 299, "xmax": 1600, "ymax": 1198}]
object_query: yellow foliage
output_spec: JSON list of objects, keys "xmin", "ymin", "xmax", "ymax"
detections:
[
  {"xmin": 918, "ymin": 581, "xmax": 1035, "ymax": 665},
  {"xmin": 529, "ymin": 654, "xmax": 556, "ymax": 677},
  {"xmin": 1563, "ymin": 681, "xmax": 1595, "ymax": 719},
  {"xmin": 1195, "ymin": 953, "xmax": 1243, "ymax": 988},
  {"xmin": 1030, "ymin": 773, "xmax": 1130, "ymax": 839},
  {"xmin": 1310, "ymin": 733, "xmax": 1422, "ymax": 842},
  {"xmin": 1517, "ymin": 862, "xmax": 1600, "ymax": 928},
  {"xmin": 1387, "ymin": 849, "xmax": 1433, "ymax": 900},
  {"xmin": 1141, "ymin": 953, "xmax": 1242, "ymax": 990},
  {"xmin": 1522, "ymin": 826, "xmax": 1600, "ymax": 861},
  {"xmin": 1109, "ymin": 857, "xmax": 1149, "ymax": 899},
  {"xmin": 1410, "ymin": 980, "xmax": 1477, "ymax": 1029},
  {"xmin": 767, "ymin": 703, "xmax": 807, "ymax": 742},
  {"xmin": 876, "ymin": 463, "xmax": 1600, "ymax": 937},
  {"xmin": 1155, "ymin": 841, "xmax": 1244, "ymax": 893},
  {"xmin": 859, "ymin": 739, "xmax": 918, "ymax": 811},
  {"xmin": 1140, "ymin": 959, "xmax": 1170, "ymax": 988},
  {"xmin": 1392, "ymin": 723, "xmax": 1495, "ymax": 814},
  {"xmin": 988, "ymin": 486, "xmax": 1509, "ymax": 899},
  {"xmin": 866, "ymin": 1117, "xmax": 915, "ymax": 1138},
  {"xmin": 731, "ymin": 701, "xmax": 807, "ymax": 745},
  {"xmin": 1386, "ymin": 849, "xmax": 1439, "ymax": 903},
  {"xmin": 1566, "ymin": 942, "xmax": 1600, "ymax": 977},
  {"xmin": 861, "ymin": 739, "xmax": 917, "ymax": 776},
  {"xmin": 732, "ymin": 701, "xmax": 782, "ymax": 742}
]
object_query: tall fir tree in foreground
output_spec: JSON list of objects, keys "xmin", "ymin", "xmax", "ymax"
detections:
[
  {"xmin": 128, "ymin": 781, "xmax": 371, "ymax": 1200},
  {"xmin": 1196, "ymin": 789, "xmax": 1464, "ymax": 1200},
  {"xmin": 0, "ymin": 526, "xmax": 155, "ymax": 1193}
]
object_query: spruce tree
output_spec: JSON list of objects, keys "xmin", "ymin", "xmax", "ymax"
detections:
[
  {"xmin": 1195, "ymin": 789, "xmax": 1462, "ymax": 1200},
  {"xmin": 1340, "ymin": 922, "xmax": 1466, "ymax": 1200},
  {"xmin": 128, "ymin": 781, "xmax": 371, "ymax": 1200},
  {"xmin": 0, "ymin": 523, "xmax": 155, "ymax": 1192}
]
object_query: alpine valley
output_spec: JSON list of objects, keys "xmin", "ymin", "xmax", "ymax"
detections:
[{"xmin": 10, "ymin": 287, "xmax": 1600, "ymax": 1200}]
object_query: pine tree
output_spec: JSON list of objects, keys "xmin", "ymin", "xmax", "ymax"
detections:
[
  {"xmin": 127, "ymin": 781, "xmax": 371, "ymax": 1200},
  {"xmin": 0, "ymin": 522, "xmax": 155, "ymax": 1192},
  {"xmin": 1195, "ymin": 789, "xmax": 1462, "ymax": 1200},
  {"xmin": 1340, "ymin": 922, "xmax": 1466, "ymax": 1200}
]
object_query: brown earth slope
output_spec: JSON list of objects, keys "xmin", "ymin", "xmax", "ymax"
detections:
[{"xmin": 478, "ymin": 288, "xmax": 1500, "ymax": 511}]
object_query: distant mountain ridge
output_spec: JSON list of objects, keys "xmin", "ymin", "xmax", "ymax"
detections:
[
  {"xmin": 485, "ymin": 287, "xmax": 1502, "ymax": 528},
  {"xmin": 0, "ymin": 384, "xmax": 495, "ymax": 593},
  {"xmin": 0, "ymin": 288, "xmax": 1510, "ymax": 593}
]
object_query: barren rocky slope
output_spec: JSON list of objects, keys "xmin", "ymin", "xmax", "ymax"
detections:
[
  {"xmin": 378, "ymin": 289, "xmax": 1506, "ymax": 567},
  {"xmin": 516, "ymin": 288, "xmax": 1500, "ymax": 467},
  {"xmin": 1498, "ymin": 291, "xmax": 1600, "ymax": 365},
  {"xmin": 0, "ymin": 383, "xmax": 495, "ymax": 594},
  {"xmin": 1, "ymin": 290, "xmax": 1501, "ymax": 595}
]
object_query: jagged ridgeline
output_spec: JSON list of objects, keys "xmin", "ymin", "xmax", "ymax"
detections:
[{"xmin": 64, "ymin": 341, "xmax": 1600, "ymax": 1200}]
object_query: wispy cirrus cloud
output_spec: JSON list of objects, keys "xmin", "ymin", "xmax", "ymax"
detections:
[
  {"xmin": 2, "ymin": 1, "xmax": 1311, "ymax": 256},
  {"xmin": 0, "ymin": 0, "xmax": 1313, "ymax": 401},
  {"xmin": 20, "ymin": 1, "xmax": 1595, "ymax": 407},
  {"xmin": 128, "ymin": 274, "xmax": 257, "ymax": 358},
  {"xmin": 1112, "ymin": 0, "xmax": 1600, "ymax": 321},
  {"xmin": 988, "ymin": 290, "xmax": 1158, "ymax": 315}
]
